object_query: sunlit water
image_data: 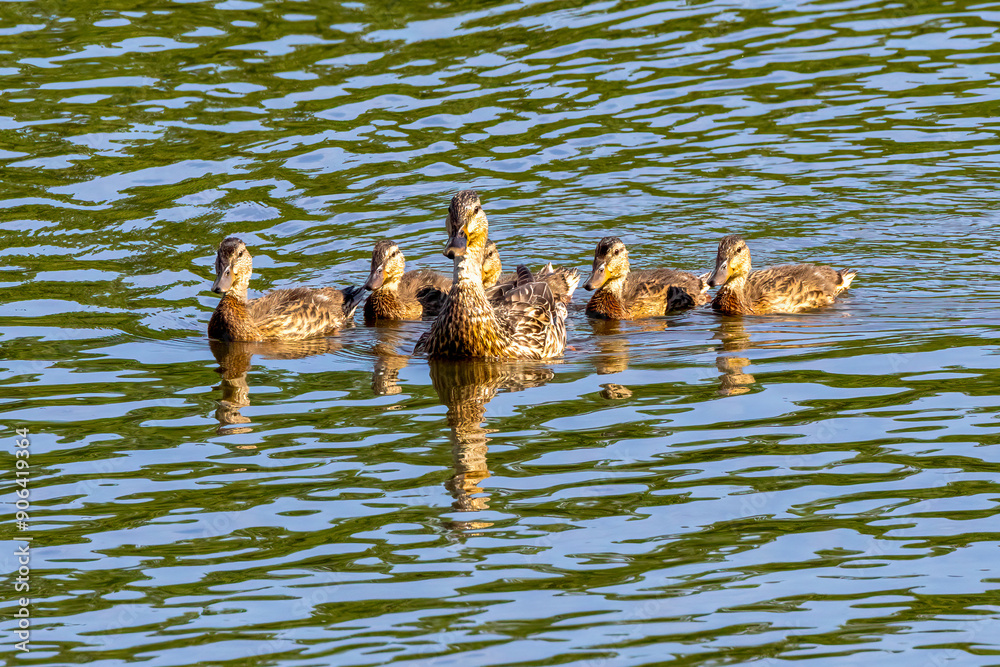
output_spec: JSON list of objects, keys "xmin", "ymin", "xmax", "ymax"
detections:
[{"xmin": 2, "ymin": 0, "xmax": 1000, "ymax": 664}]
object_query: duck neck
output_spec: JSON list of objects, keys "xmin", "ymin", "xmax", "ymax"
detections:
[
  {"xmin": 225, "ymin": 286, "xmax": 249, "ymax": 303},
  {"xmin": 380, "ymin": 275, "xmax": 402, "ymax": 294},
  {"xmin": 603, "ymin": 273, "xmax": 627, "ymax": 297},
  {"xmin": 718, "ymin": 272, "xmax": 753, "ymax": 312},
  {"xmin": 453, "ymin": 245, "xmax": 486, "ymax": 288},
  {"xmin": 590, "ymin": 273, "xmax": 630, "ymax": 319},
  {"xmin": 225, "ymin": 271, "xmax": 252, "ymax": 303}
]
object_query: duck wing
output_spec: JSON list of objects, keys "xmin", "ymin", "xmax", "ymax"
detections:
[
  {"xmin": 486, "ymin": 264, "xmax": 534, "ymax": 304},
  {"xmin": 746, "ymin": 264, "xmax": 846, "ymax": 312},
  {"xmin": 493, "ymin": 274, "xmax": 567, "ymax": 359},
  {"xmin": 625, "ymin": 269, "xmax": 708, "ymax": 313},
  {"xmin": 248, "ymin": 286, "xmax": 363, "ymax": 339},
  {"xmin": 536, "ymin": 263, "xmax": 581, "ymax": 304},
  {"xmin": 400, "ymin": 269, "xmax": 452, "ymax": 317}
]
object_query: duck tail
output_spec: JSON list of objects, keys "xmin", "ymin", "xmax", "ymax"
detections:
[
  {"xmin": 515, "ymin": 264, "xmax": 534, "ymax": 286},
  {"xmin": 342, "ymin": 285, "xmax": 367, "ymax": 317},
  {"xmin": 838, "ymin": 268, "xmax": 858, "ymax": 291},
  {"xmin": 697, "ymin": 272, "xmax": 711, "ymax": 294},
  {"xmin": 562, "ymin": 268, "xmax": 581, "ymax": 302}
]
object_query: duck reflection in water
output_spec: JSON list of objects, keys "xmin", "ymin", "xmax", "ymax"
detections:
[
  {"xmin": 588, "ymin": 318, "xmax": 671, "ymax": 399},
  {"xmin": 428, "ymin": 359, "xmax": 553, "ymax": 521},
  {"xmin": 369, "ymin": 324, "xmax": 411, "ymax": 397},
  {"xmin": 210, "ymin": 338, "xmax": 342, "ymax": 436},
  {"xmin": 712, "ymin": 318, "xmax": 756, "ymax": 397}
]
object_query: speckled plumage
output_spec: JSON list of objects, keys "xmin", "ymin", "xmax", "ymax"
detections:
[
  {"xmin": 583, "ymin": 236, "xmax": 708, "ymax": 320},
  {"xmin": 207, "ymin": 237, "xmax": 364, "ymax": 342},
  {"xmin": 482, "ymin": 241, "xmax": 580, "ymax": 305},
  {"xmin": 708, "ymin": 235, "xmax": 857, "ymax": 315},
  {"xmin": 363, "ymin": 239, "xmax": 450, "ymax": 324},
  {"xmin": 414, "ymin": 191, "xmax": 569, "ymax": 360}
]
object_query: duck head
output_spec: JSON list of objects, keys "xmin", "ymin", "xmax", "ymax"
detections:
[
  {"xmin": 584, "ymin": 236, "xmax": 630, "ymax": 291},
  {"xmin": 482, "ymin": 241, "xmax": 501, "ymax": 287},
  {"xmin": 708, "ymin": 235, "xmax": 752, "ymax": 287},
  {"xmin": 212, "ymin": 237, "xmax": 253, "ymax": 296},
  {"xmin": 365, "ymin": 239, "xmax": 406, "ymax": 291},
  {"xmin": 444, "ymin": 190, "xmax": 489, "ymax": 260}
]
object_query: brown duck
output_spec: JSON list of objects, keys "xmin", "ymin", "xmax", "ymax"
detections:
[
  {"xmin": 583, "ymin": 236, "xmax": 708, "ymax": 319},
  {"xmin": 708, "ymin": 234, "xmax": 857, "ymax": 315},
  {"xmin": 208, "ymin": 237, "xmax": 364, "ymax": 341},
  {"xmin": 414, "ymin": 190, "xmax": 569, "ymax": 360},
  {"xmin": 482, "ymin": 241, "xmax": 580, "ymax": 305},
  {"xmin": 362, "ymin": 239, "xmax": 451, "ymax": 323}
]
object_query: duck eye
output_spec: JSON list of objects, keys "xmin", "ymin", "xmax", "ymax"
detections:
[{"xmin": 473, "ymin": 205, "xmax": 481, "ymax": 214}]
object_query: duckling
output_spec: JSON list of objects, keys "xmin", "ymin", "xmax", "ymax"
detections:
[
  {"xmin": 208, "ymin": 237, "xmax": 364, "ymax": 342},
  {"xmin": 414, "ymin": 190, "xmax": 569, "ymax": 360},
  {"xmin": 482, "ymin": 241, "xmax": 580, "ymax": 305},
  {"xmin": 708, "ymin": 234, "xmax": 857, "ymax": 315},
  {"xmin": 363, "ymin": 239, "xmax": 451, "ymax": 324},
  {"xmin": 583, "ymin": 236, "xmax": 708, "ymax": 319}
]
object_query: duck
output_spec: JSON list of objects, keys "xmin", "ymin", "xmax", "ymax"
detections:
[
  {"xmin": 583, "ymin": 236, "xmax": 709, "ymax": 319},
  {"xmin": 362, "ymin": 239, "xmax": 451, "ymax": 323},
  {"xmin": 708, "ymin": 234, "xmax": 857, "ymax": 315},
  {"xmin": 414, "ymin": 190, "xmax": 569, "ymax": 360},
  {"xmin": 208, "ymin": 237, "xmax": 365, "ymax": 342},
  {"xmin": 482, "ymin": 241, "xmax": 580, "ymax": 304}
]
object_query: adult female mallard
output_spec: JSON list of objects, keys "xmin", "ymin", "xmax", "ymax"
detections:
[
  {"xmin": 362, "ymin": 239, "xmax": 451, "ymax": 323},
  {"xmin": 482, "ymin": 241, "xmax": 580, "ymax": 305},
  {"xmin": 208, "ymin": 237, "xmax": 364, "ymax": 341},
  {"xmin": 583, "ymin": 236, "xmax": 708, "ymax": 319},
  {"xmin": 708, "ymin": 234, "xmax": 857, "ymax": 315},
  {"xmin": 414, "ymin": 190, "xmax": 569, "ymax": 359}
]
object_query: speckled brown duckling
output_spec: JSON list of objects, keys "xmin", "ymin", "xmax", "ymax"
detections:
[
  {"xmin": 414, "ymin": 190, "xmax": 569, "ymax": 360},
  {"xmin": 482, "ymin": 241, "xmax": 580, "ymax": 305},
  {"xmin": 708, "ymin": 234, "xmax": 857, "ymax": 315},
  {"xmin": 207, "ymin": 237, "xmax": 364, "ymax": 342},
  {"xmin": 362, "ymin": 239, "xmax": 450, "ymax": 324},
  {"xmin": 583, "ymin": 236, "xmax": 708, "ymax": 320}
]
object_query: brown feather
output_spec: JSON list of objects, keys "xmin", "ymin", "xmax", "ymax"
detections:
[
  {"xmin": 415, "ymin": 192, "xmax": 569, "ymax": 360},
  {"xmin": 363, "ymin": 240, "xmax": 451, "ymax": 323},
  {"xmin": 584, "ymin": 237, "xmax": 707, "ymax": 320},
  {"xmin": 207, "ymin": 238, "xmax": 363, "ymax": 341},
  {"xmin": 709, "ymin": 235, "xmax": 857, "ymax": 315}
]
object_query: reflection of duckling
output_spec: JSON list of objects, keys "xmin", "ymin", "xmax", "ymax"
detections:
[
  {"xmin": 482, "ymin": 241, "xmax": 580, "ymax": 305},
  {"xmin": 584, "ymin": 236, "xmax": 708, "ymax": 319},
  {"xmin": 363, "ymin": 239, "xmax": 450, "ymax": 324},
  {"xmin": 210, "ymin": 338, "xmax": 342, "ymax": 435},
  {"xmin": 711, "ymin": 318, "xmax": 756, "ymax": 396},
  {"xmin": 708, "ymin": 235, "xmax": 857, "ymax": 315},
  {"xmin": 211, "ymin": 340, "xmax": 253, "ymax": 435},
  {"xmin": 717, "ymin": 356, "xmax": 755, "ymax": 396},
  {"xmin": 600, "ymin": 383, "xmax": 633, "ymax": 400},
  {"xmin": 370, "ymin": 326, "xmax": 410, "ymax": 396},
  {"xmin": 208, "ymin": 237, "xmax": 365, "ymax": 341},
  {"xmin": 589, "ymin": 319, "xmax": 630, "ymax": 375},
  {"xmin": 431, "ymin": 359, "xmax": 553, "ymax": 514},
  {"xmin": 415, "ymin": 191, "xmax": 569, "ymax": 359}
]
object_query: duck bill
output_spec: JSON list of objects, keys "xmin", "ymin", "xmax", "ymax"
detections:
[
  {"xmin": 212, "ymin": 269, "xmax": 232, "ymax": 294},
  {"xmin": 707, "ymin": 260, "xmax": 729, "ymax": 288},
  {"xmin": 444, "ymin": 226, "xmax": 468, "ymax": 259},
  {"xmin": 583, "ymin": 263, "xmax": 606, "ymax": 291},
  {"xmin": 364, "ymin": 263, "xmax": 385, "ymax": 290}
]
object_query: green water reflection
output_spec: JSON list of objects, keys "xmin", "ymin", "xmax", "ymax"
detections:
[{"xmin": 2, "ymin": 0, "xmax": 1000, "ymax": 664}]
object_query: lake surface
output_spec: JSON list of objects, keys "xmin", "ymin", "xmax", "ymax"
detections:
[{"xmin": 3, "ymin": 0, "xmax": 1000, "ymax": 664}]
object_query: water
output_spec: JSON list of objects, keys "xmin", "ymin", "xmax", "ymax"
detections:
[{"xmin": 3, "ymin": 0, "xmax": 1000, "ymax": 664}]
